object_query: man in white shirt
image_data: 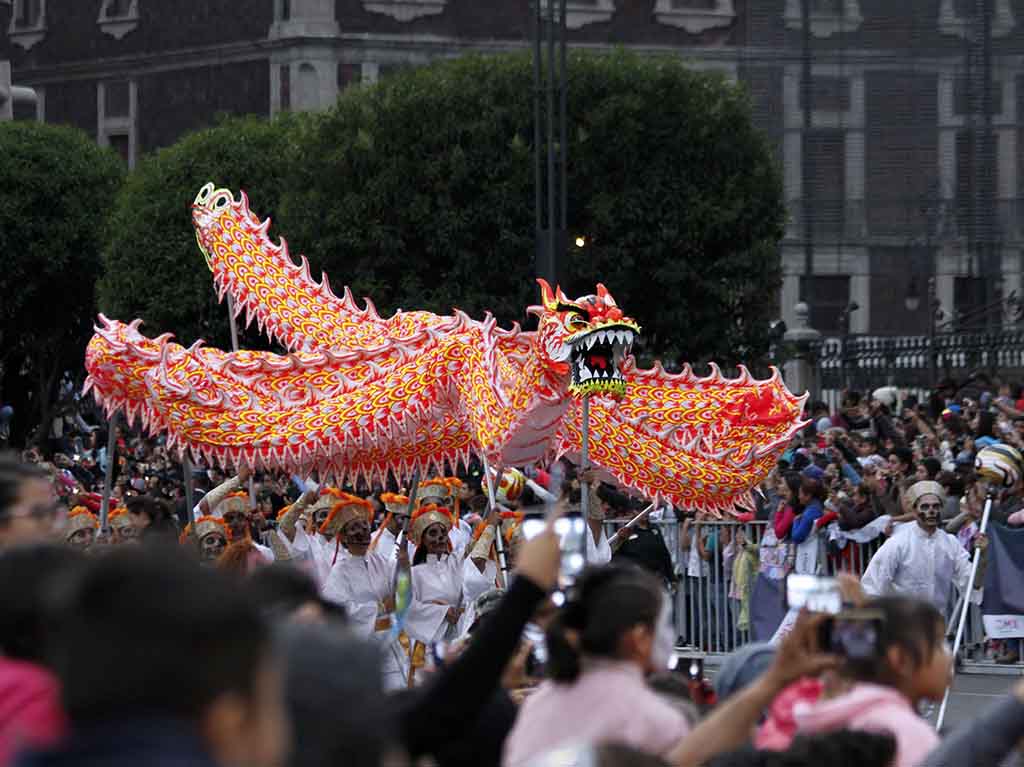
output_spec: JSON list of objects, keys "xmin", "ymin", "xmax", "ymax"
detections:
[{"xmin": 861, "ymin": 480, "xmax": 988, "ymax": 617}]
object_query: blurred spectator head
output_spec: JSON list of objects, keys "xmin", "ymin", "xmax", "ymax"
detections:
[
  {"xmin": 714, "ymin": 642, "xmax": 776, "ymax": 702},
  {"xmin": 777, "ymin": 471, "xmax": 802, "ymax": 503},
  {"xmin": 887, "ymin": 447, "xmax": 914, "ymax": 477},
  {"xmin": 854, "ymin": 434, "xmax": 879, "ymax": 457},
  {"xmin": 281, "ymin": 623, "xmax": 389, "ymax": 767},
  {"xmin": 125, "ymin": 493, "xmax": 179, "ymax": 542},
  {"xmin": 546, "ymin": 564, "xmax": 663, "ymax": 683},
  {"xmin": 0, "ymin": 453, "xmax": 59, "ymax": 547},
  {"xmin": 531, "ymin": 743, "xmax": 672, "ymax": 767},
  {"xmin": 840, "ymin": 596, "xmax": 948, "ymax": 702},
  {"xmin": 248, "ymin": 563, "xmax": 344, "ymax": 625},
  {"xmin": 707, "ymin": 730, "xmax": 896, "ymax": 767},
  {"xmin": 871, "ymin": 386, "xmax": 899, "ymax": 411},
  {"xmin": 798, "ymin": 477, "xmax": 826, "ymax": 506},
  {"xmin": 48, "ymin": 546, "xmax": 287, "ymax": 766},
  {"xmin": 0, "ymin": 543, "xmax": 85, "ymax": 664},
  {"xmin": 916, "ymin": 457, "xmax": 941, "ymax": 482}
]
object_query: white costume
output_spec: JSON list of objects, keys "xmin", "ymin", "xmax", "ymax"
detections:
[
  {"xmin": 198, "ymin": 475, "xmax": 274, "ymax": 563},
  {"xmin": 370, "ymin": 525, "xmax": 416, "ymax": 563},
  {"xmin": 321, "ymin": 550, "xmax": 408, "ymax": 690},
  {"xmin": 587, "ymin": 526, "xmax": 613, "ymax": 564},
  {"xmin": 406, "ymin": 551, "xmax": 467, "ymax": 645},
  {"xmin": 861, "ymin": 521, "xmax": 979, "ymax": 616}
]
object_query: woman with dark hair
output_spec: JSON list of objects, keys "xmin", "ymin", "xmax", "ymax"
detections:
[
  {"xmin": 502, "ymin": 565, "xmax": 687, "ymax": 766},
  {"xmin": 839, "ymin": 483, "xmax": 881, "ymax": 531},
  {"xmin": 0, "ymin": 545, "xmax": 86, "ymax": 763},
  {"xmin": 791, "ymin": 478, "xmax": 825, "ymax": 545},
  {"xmin": 125, "ymin": 494, "xmax": 179, "ymax": 544},
  {"xmin": 772, "ymin": 472, "xmax": 804, "ymax": 542},
  {"xmin": 794, "ymin": 597, "xmax": 949, "ymax": 767}
]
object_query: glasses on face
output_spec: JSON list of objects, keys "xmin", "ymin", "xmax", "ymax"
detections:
[{"xmin": 6, "ymin": 501, "xmax": 63, "ymax": 523}]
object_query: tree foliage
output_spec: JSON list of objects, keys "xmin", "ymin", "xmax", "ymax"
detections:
[
  {"xmin": 0, "ymin": 121, "xmax": 123, "ymax": 443},
  {"xmin": 97, "ymin": 113, "xmax": 310, "ymax": 350},
  {"xmin": 99, "ymin": 52, "xmax": 784, "ymax": 367},
  {"xmin": 284, "ymin": 51, "xmax": 784, "ymax": 366}
]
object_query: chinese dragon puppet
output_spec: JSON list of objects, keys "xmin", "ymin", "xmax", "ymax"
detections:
[{"xmin": 84, "ymin": 184, "xmax": 806, "ymax": 514}]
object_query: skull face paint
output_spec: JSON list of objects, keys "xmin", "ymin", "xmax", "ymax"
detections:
[
  {"xmin": 200, "ymin": 531, "xmax": 227, "ymax": 561},
  {"xmin": 68, "ymin": 528, "xmax": 95, "ymax": 550},
  {"xmin": 313, "ymin": 508, "xmax": 331, "ymax": 533},
  {"xmin": 423, "ymin": 523, "xmax": 449, "ymax": 556},
  {"xmin": 341, "ymin": 518, "xmax": 371, "ymax": 551},
  {"xmin": 916, "ymin": 494, "xmax": 943, "ymax": 530},
  {"xmin": 222, "ymin": 510, "xmax": 249, "ymax": 541}
]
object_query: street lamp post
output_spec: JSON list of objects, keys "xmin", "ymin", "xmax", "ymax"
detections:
[
  {"xmin": 837, "ymin": 302, "xmax": 859, "ymax": 390},
  {"xmin": 907, "ymin": 276, "xmax": 941, "ymax": 388},
  {"xmin": 531, "ymin": 0, "xmax": 568, "ymax": 287}
]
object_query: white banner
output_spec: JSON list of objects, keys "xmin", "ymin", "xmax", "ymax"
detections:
[{"xmin": 982, "ymin": 614, "xmax": 1024, "ymax": 639}]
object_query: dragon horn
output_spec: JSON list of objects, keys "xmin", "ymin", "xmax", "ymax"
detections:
[
  {"xmin": 596, "ymin": 283, "xmax": 616, "ymax": 306},
  {"xmin": 536, "ymin": 278, "xmax": 558, "ymax": 311}
]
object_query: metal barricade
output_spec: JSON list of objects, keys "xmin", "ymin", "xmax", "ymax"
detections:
[{"xmin": 602, "ymin": 518, "xmax": 1022, "ymax": 671}]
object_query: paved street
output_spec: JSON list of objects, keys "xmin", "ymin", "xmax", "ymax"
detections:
[{"xmin": 934, "ymin": 671, "xmax": 1022, "ymax": 734}]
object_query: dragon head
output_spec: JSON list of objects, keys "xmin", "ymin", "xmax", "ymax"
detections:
[{"xmin": 531, "ymin": 279, "xmax": 640, "ymax": 398}]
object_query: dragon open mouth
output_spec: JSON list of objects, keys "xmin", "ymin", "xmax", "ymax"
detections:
[{"xmin": 568, "ymin": 325, "xmax": 637, "ymax": 397}]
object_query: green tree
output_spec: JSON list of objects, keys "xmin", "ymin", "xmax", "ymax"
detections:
[
  {"xmin": 97, "ymin": 112, "xmax": 310, "ymax": 350},
  {"xmin": 283, "ymin": 51, "xmax": 784, "ymax": 367},
  {"xmin": 0, "ymin": 121, "xmax": 123, "ymax": 445}
]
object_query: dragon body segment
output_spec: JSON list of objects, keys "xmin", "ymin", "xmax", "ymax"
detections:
[{"xmin": 84, "ymin": 184, "xmax": 806, "ymax": 514}]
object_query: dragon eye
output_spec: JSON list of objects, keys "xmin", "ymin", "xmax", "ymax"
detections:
[{"xmin": 569, "ymin": 315, "xmax": 586, "ymax": 327}]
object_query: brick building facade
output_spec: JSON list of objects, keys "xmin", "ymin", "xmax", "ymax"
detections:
[{"xmin": 3, "ymin": 0, "xmax": 1024, "ymax": 337}]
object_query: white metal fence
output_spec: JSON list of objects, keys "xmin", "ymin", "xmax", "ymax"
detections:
[{"xmin": 605, "ymin": 519, "xmax": 1020, "ymax": 671}]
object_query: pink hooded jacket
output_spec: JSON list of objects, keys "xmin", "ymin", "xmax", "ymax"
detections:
[
  {"xmin": 794, "ymin": 683, "xmax": 939, "ymax": 767},
  {"xmin": 0, "ymin": 658, "xmax": 66, "ymax": 766}
]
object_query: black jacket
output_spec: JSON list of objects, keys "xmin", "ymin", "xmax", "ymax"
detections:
[
  {"xmin": 397, "ymin": 574, "xmax": 547, "ymax": 767},
  {"xmin": 613, "ymin": 525, "xmax": 675, "ymax": 584}
]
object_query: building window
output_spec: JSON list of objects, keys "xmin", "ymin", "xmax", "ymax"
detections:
[
  {"xmin": 954, "ymin": 129, "xmax": 997, "ymax": 237},
  {"xmin": 13, "ymin": 0, "xmax": 43, "ymax": 28},
  {"xmin": 8, "ymin": 0, "xmax": 46, "ymax": 50},
  {"xmin": 800, "ymin": 275, "xmax": 851, "ymax": 335},
  {"xmin": 537, "ymin": 0, "xmax": 617, "ymax": 30},
  {"xmin": 784, "ymin": 0, "xmax": 862, "ymax": 38},
  {"xmin": 953, "ymin": 76, "xmax": 1001, "ymax": 117},
  {"xmin": 98, "ymin": 0, "xmax": 139, "ymax": 38},
  {"xmin": 338, "ymin": 63, "xmax": 359, "ymax": 91},
  {"xmin": 653, "ymin": 0, "xmax": 735, "ymax": 33},
  {"xmin": 363, "ymin": 0, "xmax": 446, "ymax": 22},
  {"xmin": 953, "ymin": 276, "xmax": 999, "ymax": 329},
  {"xmin": 939, "ymin": 0, "xmax": 1015, "ymax": 38},
  {"xmin": 279, "ymin": 65, "xmax": 291, "ymax": 112},
  {"xmin": 804, "ymin": 128, "xmax": 847, "ymax": 239},
  {"xmin": 98, "ymin": 80, "xmax": 137, "ymax": 169}
]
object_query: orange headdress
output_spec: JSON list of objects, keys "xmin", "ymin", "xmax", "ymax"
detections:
[
  {"xmin": 443, "ymin": 477, "xmax": 466, "ymax": 516},
  {"xmin": 216, "ymin": 490, "xmax": 250, "ymax": 517},
  {"xmin": 107, "ymin": 506, "xmax": 131, "ymax": 530},
  {"xmin": 318, "ymin": 492, "xmax": 374, "ymax": 538},
  {"xmin": 369, "ymin": 491, "xmax": 411, "ymax": 552},
  {"xmin": 193, "ymin": 515, "xmax": 231, "ymax": 543},
  {"xmin": 410, "ymin": 503, "xmax": 455, "ymax": 546},
  {"xmin": 416, "ymin": 478, "xmax": 453, "ymax": 509},
  {"xmin": 64, "ymin": 506, "xmax": 99, "ymax": 541}
]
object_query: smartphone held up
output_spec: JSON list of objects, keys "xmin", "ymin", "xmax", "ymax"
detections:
[{"xmin": 786, "ymin": 574, "xmax": 883, "ymax": 659}]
